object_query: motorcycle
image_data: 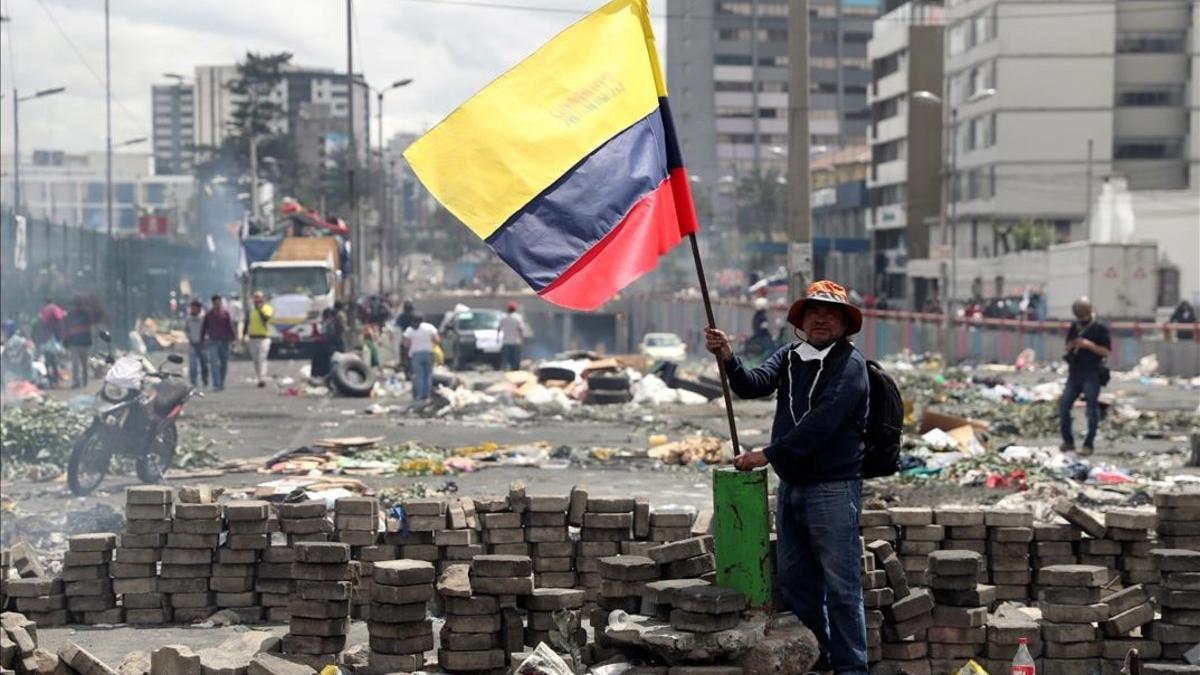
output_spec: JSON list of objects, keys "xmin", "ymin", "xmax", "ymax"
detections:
[{"xmin": 67, "ymin": 330, "xmax": 199, "ymax": 496}]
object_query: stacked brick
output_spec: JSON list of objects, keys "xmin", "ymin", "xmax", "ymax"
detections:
[
  {"xmin": 257, "ymin": 544, "xmax": 294, "ymax": 622},
  {"xmin": 477, "ymin": 496, "xmax": 526, "ymax": 559},
  {"xmin": 0, "ymin": 548, "xmax": 8, "ymax": 610},
  {"xmin": 1149, "ymin": 548, "xmax": 1200, "ymax": 663},
  {"xmin": 63, "ymin": 533, "xmax": 118, "ymax": 624},
  {"xmin": 278, "ymin": 499, "xmax": 331, "ymax": 545},
  {"xmin": 1032, "ymin": 521, "xmax": 1082, "ymax": 595},
  {"xmin": 864, "ymin": 538, "xmax": 902, "ymax": 662},
  {"xmin": 335, "ymin": 496, "xmax": 379, "ymax": 547},
  {"xmin": 368, "ymin": 560, "xmax": 435, "ymax": 674},
  {"xmin": 926, "ymin": 550, "xmax": 988, "ymax": 671},
  {"xmin": 642, "ymin": 578, "xmax": 710, "ymax": 621},
  {"xmin": 1106, "ymin": 509, "xmax": 1159, "ymax": 589},
  {"xmin": 669, "ymin": 586, "xmax": 746, "ymax": 633},
  {"xmin": 6, "ymin": 578, "xmax": 66, "ymax": 627},
  {"xmin": 436, "ymin": 499, "xmax": 483, "ymax": 575},
  {"xmin": 283, "ymin": 542, "xmax": 352, "ymax": 663},
  {"xmin": 214, "ymin": 500, "xmax": 270, "ymax": 623},
  {"xmin": 523, "ymin": 588, "xmax": 586, "ymax": 650},
  {"xmin": 396, "ymin": 498, "xmax": 443, "ymax": 564},
  {"xmin": 936, "ymin": 507, "xmax": 987, "ymax": 558},
  {"xmin": 860, "ymin": 541, "xmax": 890, "ymax": 665},
  {"xmin": 1154, "ymin": 491, "xmax": 1200, "ymax": 551},
  {"xmin": 985, "ymin": 508, "xmax": 1035, "ymax": 602},
  {"xmin": 889, "ymin": 507, "xmax": 941, "ymax": 587},
  {"xmin": 1099, "ymin": 583, "xmax": 1156, "ymax": 666},
  {"xmin": 438, "ymin": 554, "xmax": 533, "ymax": 673},
  {"xmin": 525, "ymin": 496, "xmax": 574, "ymax": 589},
  {"xmin": 164, "ymin": 501, "xmax": 221, "ymax": 623},
  {"xmin": 115, "ymin": 486, "xmax": 171, "ymax": 625},
  {"xmin": 598, "ymin": 555, "xmax": 658, "ymax": 615},
  {"xmin": 1037, "ymin": 564, "xmax": 1108, "ymax": 674},
  {"xmin": 882, "ymin": 587, "xmax": 935, "ymax": 673},
  {"xmin": 649, "ymin": 509, "xmax": 693, "ymax": 544}
]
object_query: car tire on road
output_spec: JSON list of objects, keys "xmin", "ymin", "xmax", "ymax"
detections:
[
  {"xmin": 584, "ymin": 389, "xmax": 633, "ymax": 405},
  {"xmin": 331, "ymin": 355, "xmax": 376, "ymax": 397},
  {"xmin": 586, "ymin": 373, "xmax": 631, "ymax": 391},
  {"xmin": 536, "ymin": 366, "xmax": 577, "ymax": 385}
]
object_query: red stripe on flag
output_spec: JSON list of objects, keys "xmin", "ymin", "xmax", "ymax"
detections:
[{"xmin": 538, "ymin": 169, "xmax": 697, "ymax": 311}]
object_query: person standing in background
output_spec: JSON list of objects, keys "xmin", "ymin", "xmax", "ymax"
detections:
[
  {"xmin": 1059, "ymin": 297, "xmax": 1111, "ymax": 455},
  {"xmin": 244, "ymin": 291, "xmax": 274, "ymax": 388},
  {"xmin": 35, "ymin": 298, "xmax": 66, "ymax": 388},
  {"xmin": 63, "ymin": 296, "xmax": 95, "ymax": 388},
  {"xmin": 184, "ymin": 299, "xmax": 208, "ymax": 388},
  {"xmin": 497, "ymin": 301, "xmax": 528, "ymax": 371},
  {"xmin": 201, "ymin": 294, "xmax": 237, "ymax": 391},
  {"xmin": 403, "ymin": 314, "xmax": 440, "ymax": 401}
]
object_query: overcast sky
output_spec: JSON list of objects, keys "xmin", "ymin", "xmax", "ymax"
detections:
[{"xmin": 0, "ymin": 0, "xmax": 668, "ymax": 157}]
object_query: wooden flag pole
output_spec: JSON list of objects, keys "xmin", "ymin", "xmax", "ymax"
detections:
[{"xmin": 687, "ymin": 232, "xmax": 742, "ymax": 457}]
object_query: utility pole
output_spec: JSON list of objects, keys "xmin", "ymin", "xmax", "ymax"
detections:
[
  {"xmin": 105, "ymin": 0, "xmax": 113, "ymax": 257},
  {"xmin": 249, "ymin": 90, "xmax": 260, "ymax": 224},
  {"xmin": 346, "ymin": 0, "xmax": 360, "ymax": 297},
  {"xmin": 377, "ymin": 90, "xmax": 385, "ymax": 297},
  {"xmin": 787, "ymin": 0, "xmax": 812, "ymax": 299},
  {"xmin": 1084, "ymin": 138, "xmax": 1094, "ymax": 233},
  {"xmin": 12, "ymin": 91, "xmax": 19, "ymax": 221}
]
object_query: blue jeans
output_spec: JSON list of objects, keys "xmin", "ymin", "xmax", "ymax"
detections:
[
  {"xmin": 501, "ymin": 344, "xmax": 521, "ymax": 371},
  {"xmin": 777, "ymin": 479, "xmax": 868, "ymax": 675},
  {"xmin": 1060, "ymin": 370, "xmax": 1101, "ymax": 447},
  {"xmin": 189, "ymin": 342, "xmax": 209, "ymax": 387},
  {"xmin": 411, "ymin": 351, "xmax": 434, "ymax": 400},
  {"xmin": 208, "ymin": 340, "xmax": 231, "ymax": 390}
]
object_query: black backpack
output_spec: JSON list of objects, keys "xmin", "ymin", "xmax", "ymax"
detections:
[{"xmin": 862, "ymin": 360, "xmax": 904, "ymax": 478}]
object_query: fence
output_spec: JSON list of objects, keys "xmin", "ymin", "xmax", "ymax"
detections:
[{"xmin": 623, "ymin": 295, "xmax": 1200, "ymax": 376}]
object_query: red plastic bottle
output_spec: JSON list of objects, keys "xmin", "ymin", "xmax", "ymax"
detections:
[{"xmin": 1012, "ymin": 637, "xmax": 1036, "ymax": 675}]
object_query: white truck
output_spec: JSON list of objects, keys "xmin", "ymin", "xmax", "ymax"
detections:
[
  {"xmin": 243, "ymin": 236, "xmax": 343, "ymax": 354},
  {"xmin": 1045, "ymin": 241, "xmax": 1158, "ymax": 320}
]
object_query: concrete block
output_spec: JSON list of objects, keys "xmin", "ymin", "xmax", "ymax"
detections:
[
  {"xmin": 931, "ymin": 585, "xmax": 995, "ymax": 607},
  {"xmin": 1039, "ymin": 602, "xmax": 1108, "ymax": 623},
  {"xmin": 934, "ymin": 508, "xmax": 984, "ymax": 527},
  {"xmin": 931, "ymin": 605, "xmax": 986, "ymax": 627},
  {"xmin": 471, "ymin": 554, "xmax": 532, "ymax": 578},
  {"xmin": 598, "ymin": 556, "xmax": 658, "ymax": 581},
  {"xmin": 470, "ymin": 575, "xmax": 534, "ymax": 596},
  {"xmin": 68, "ymin": 533, "xmax": 118, "ymax": 552},
  {"xmin": 1037, "ymin": 564, "xmax": 1108, "ymax": 587},
  {"xmin": 1040, "ymin": 621, "xmax": 1099, "ymax": 643},
  {"xmin": 663, "ymin": 553, "xmax": 715, "ymax": 579},
  {"xmin": 151, "ymin": 645, "xmax": 201, "ymax": 675},
  {"xmin": 1162, "ymin": 590, "xmax": 1200, "ymax": 609},
  {"xmin": 983, "ymin": 509, "xmax": 1033, "ymax": 527},
  {"xmin": 567, "ymin": 487, "xmax": 588, "ymax": 527},
  {"xmin": 1051, "ymin": 500, "xmax": 1107, "ymax": 539},
  {"xmin": 587, "ymin": 497, "xmax": 636, "ymax": 513},
  {"xmin": 294, "ymin": 580, "xmax": 351, "ymax": 601},
  {"xmin": 435, "ymin": 649, "xmax": 505, "ymax": 671},
  {"xmin": 885, "ymin": 589, "xmax": 933, "ymax": 623},
  {"xmin": 988, "ymin": 528, "xmax": 1033, "ymax": 543},
  {"xmin": 1102, "ymin": 602, "xmax": 1154, "ymax": 637},
  {"xmin": 291, "ymin": 563, "xmax": 349, "ymax": 581},
  {"xmin": 443, "ymin": 595, "xmax": 499, "ymax": 615},
  {"xmin": 670, "ymin": 608, "xmax": 739, "ymax": 632},
  {"xmin": 373, "ymin": 560, "xmax": 434, "ymax": 587},
  {"xmin": 927, "ymin": 550, "xmax": 982, "ymax": 577},
  {"xmin": 293, "ymin": 543, "xmax": 349, "ymax": 564},
  {"xmin": 889, "ymin": 507, "xmax": 933, "ymax": 526},
  {"xmin": 1038, "ymin": 586, "xmax": 1102, "ymax": 605}
]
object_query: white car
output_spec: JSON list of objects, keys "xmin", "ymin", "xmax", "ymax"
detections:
[{"xmin": 640, "ymin": 332, "xmax": 687, "ymax": 363}]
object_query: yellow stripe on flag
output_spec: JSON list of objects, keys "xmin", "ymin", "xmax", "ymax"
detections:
[{"xmin": 403, "ymin": 0, "xmax": 660, "ymax": 239}]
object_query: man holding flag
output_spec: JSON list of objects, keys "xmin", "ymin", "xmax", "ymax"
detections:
[{"xmin": 401, "ymin": 1, "xmax": 854, "ymax": 669}]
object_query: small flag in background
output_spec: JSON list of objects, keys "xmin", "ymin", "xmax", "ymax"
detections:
[{"xmin": 404, "ymin": 0, "xmax": 698, "ymax": 311}]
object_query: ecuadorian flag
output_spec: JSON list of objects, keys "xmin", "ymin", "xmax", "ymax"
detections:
[{"xmin": 403, "ymin": 0, "xmax": 698, "ymax": 311}]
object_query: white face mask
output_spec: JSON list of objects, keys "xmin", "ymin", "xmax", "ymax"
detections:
[{"xmin": 794, "ymin": 341, "xmax": 833, "ymax": 362}]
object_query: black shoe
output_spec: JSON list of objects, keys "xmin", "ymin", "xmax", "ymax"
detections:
[
  {"xmin": 1079, "ymin": 444, "xmax": 1094, "ymax": 456},
  {"xmin": 1060, "ymin": 442, "xmax": 1075, "ymax": 452},
  {"xmin": 257, "ymin": 380, "xmax": 266, "ymax": 388}
]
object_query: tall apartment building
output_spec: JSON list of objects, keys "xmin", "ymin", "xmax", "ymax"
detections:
[
  {"xmin": 667, "ymin": 0, "xmax": 880, "ymax": 193},
  {"xmin": 193, "ymin": 64, "xmax": 370, "ymax": 163},
  {"xmin": 920, "ymin": 0, "xmax": 1197, "ymax": 281},
  {"xmin": 152, "ymin": 83, "xmax": 195, "ymax": 175},
  {"xmin": 865, "ymin": 1, "xmax": 944, "ymax": 302}
]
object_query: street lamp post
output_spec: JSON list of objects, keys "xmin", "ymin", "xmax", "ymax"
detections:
[
  {"xmin": 372, "ymin": 78, "xmax": 413, "ymax": 297},
  {"xmin": 913, "ymin": 87, "xmax": 996, "ymax": 360},
  {"xmin": 12, "ymin": 87, "xmax": 67, "ymax": 270}
]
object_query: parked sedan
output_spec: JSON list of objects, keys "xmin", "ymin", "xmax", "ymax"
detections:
[
  {"xmin": 440, "ymin": 308, "xmax": 504, "ymax": 369},
  {"xmin": 640, "ymin": 332, "xmax": 687, "ymax": 363}
]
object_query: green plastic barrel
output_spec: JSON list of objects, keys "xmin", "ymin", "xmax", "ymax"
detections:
[{"xmin": 712, "ymin": 466, "xmax": 773, "ymax": 609}]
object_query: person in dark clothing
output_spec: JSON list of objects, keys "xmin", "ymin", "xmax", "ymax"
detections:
[
  {"xmin": 310, "ymin": 308, "xmax": 336, "ymax": 380},
  {"xmin": 201, "ymin": 294, "xmax": 237, "ymax": 391},
  {"xmin": 63, "ymin": 296, "xmax": 95, "ymax": 388},
  {"xmin": 394, "ymin": 300, "xmax": 417, "ymax": 374},
  {"xmin": 705, "ymin": 279, "xmax": 869, "ymax": 675},
  {"xmin": 1170, "ymin": 300, "xmax": 1196, "ymax": 341},
  {"xmin": 1059, "ymin": 297, "xmax": 1111, "ymax": 455}
]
